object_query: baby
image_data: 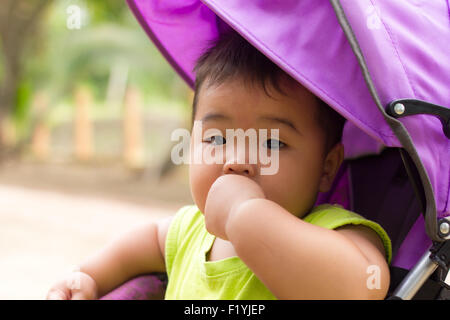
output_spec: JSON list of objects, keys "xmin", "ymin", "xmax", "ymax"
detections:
[{"xmin": 47, "ymin": 31, "xmax": 391, "ymax": 300}]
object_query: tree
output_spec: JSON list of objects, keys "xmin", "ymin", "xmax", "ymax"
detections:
[
  {"xmin": 0, "ymin": 0, "xmax": 53, "ymax": 159},
  {"xmin": 0, "ymin": 0, "xmax": 190, "ymax": 166}
]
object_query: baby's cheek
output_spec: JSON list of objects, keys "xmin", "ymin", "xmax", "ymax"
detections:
[
  {"xmin": 262, "ymin": 165, "xmax": 318, "ymax": 217},
  {"xmin": 189, "ymin": 164, "xmax": 219, "ymax": 214}
]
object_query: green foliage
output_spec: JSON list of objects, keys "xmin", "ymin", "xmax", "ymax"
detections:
[
  {"xmin": 86, "ymin": 1, "xmax": 129, "ymax": 24},
  {"xmin": 13, "ymin": 80, "xmax": 32, "ymax": 137},
  {"xmin": 20, "ymin": 0, "xmax": 189, "ymax": 125}
]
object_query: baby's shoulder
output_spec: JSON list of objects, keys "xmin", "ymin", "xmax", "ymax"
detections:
[
  {"xmin": 304, "ymin": 203, "xmax": 392, "ymax": 264},
  {"xmin": 169, "ymin": 204, "xmax": 204, "ymax": 237},
  {"xmin": 173, "ymin": 204, "xmax": 202, "ymax": 224}
]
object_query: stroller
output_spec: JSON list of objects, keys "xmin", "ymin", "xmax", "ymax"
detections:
[{"xmin": 100, "ymin": 0, "xmax": 450, "ymax": 300}]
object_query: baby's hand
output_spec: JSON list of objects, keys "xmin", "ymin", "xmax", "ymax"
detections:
[
  {"xmin": 46, "ymin": 269, "xmax": 98, "ymax": 300},
  {"xmin": 204, "ymin": 174, "xmax": 265, "ymax": 240}
]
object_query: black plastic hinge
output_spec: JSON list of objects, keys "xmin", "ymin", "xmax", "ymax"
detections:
[
  {"xmin": 429, "ymin": 239, "xmax": 450, "ymax": 290},
  {"xmin": 387, "ymin": 99, "xmax": 450, "ymax": 139}
]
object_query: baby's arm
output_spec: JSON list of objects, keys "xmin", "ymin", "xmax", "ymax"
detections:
[
  {"xmin": 226, "ymin": 199, "xmax": 390, "ymax": 299},
  {"xmin": 79, "ymin": 216, "xmax": 173, "ymax": 297},
  {"xmin": 47, "ymin": 216, "xmax": 173, "ymax": 299},
  {"xmin": 204, "ymin": 174, "xmax": 389, "ymax": 300}
]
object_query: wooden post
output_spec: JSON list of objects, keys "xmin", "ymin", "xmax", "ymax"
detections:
[
  {"xmin": 0, "ymin": 117, "xmax": 17, "ymax": 148},
  {"xmin": 74, "ymin": 86, "xmax": 93, "ymax": 162},
  {"xmin": 31, "ymin": 92, "xmax": 50, "ymax": 160},
  {"xmin": 123, "ymin": 86, "xmax": 143, "ymax": 169}
]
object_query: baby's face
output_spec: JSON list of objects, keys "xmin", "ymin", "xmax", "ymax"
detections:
[{"xmin": 189, "ymin": 77, "xmax": 342, "ymax": 218}]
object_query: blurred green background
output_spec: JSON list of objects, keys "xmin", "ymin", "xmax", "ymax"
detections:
[
  {"xmin": 0, "ymin": 0, "xmax": 192, "ymax": 169},
  {"xmin": 0, "ymin": 0, "xmax": 193, "ymax": 299}
]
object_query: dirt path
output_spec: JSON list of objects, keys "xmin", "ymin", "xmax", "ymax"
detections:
[{"xmin": 0, "ymin": 162, "xmax": 192, "ymax": 300}]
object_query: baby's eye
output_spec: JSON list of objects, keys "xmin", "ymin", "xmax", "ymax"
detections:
[
  {"xmin": 204, "ymin": 135, "xmax": 226, "ymax": 145},
  {"xmin": 263, "ymin": 139, "xmax": 286, "ymax": 149}
]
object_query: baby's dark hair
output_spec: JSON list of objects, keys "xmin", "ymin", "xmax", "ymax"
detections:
[{"xmin": 192, "ymin": 31, "xmax": 346, "ymax": 153}]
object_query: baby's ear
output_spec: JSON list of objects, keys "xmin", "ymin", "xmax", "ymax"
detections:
[{"xmin": 318, "ymin": 143, "xmax": 344, "ymax": 193}]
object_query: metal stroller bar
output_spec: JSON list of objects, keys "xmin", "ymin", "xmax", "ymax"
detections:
[
  {"xmin": 390, "ymin": 246, "xmax": 438, "ymax": 299},
  {"xmin": 391, "ymin": 239, "xmax": 450, "ymax": 299}
]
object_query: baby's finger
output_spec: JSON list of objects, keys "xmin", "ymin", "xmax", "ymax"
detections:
[
  {"xmin": 70, "ymin": 290, "xmax": 88, "ymax": 300},
  {"xmin": 66, "ymin": 272, "xmax": 98, "ymax": 300},
  {"xmin": 46, "ymin": 289, "xmax": 68, "ymax": 300}
]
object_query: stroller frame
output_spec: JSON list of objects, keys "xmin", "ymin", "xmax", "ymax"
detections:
[{"xmin": 330, "ymin": 0, "xmax": 450, "ymax": 299}]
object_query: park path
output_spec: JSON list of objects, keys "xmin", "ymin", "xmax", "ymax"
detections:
[{"xmin": 0, "ymin": 184, "xmax": 180, "ymax": 300}]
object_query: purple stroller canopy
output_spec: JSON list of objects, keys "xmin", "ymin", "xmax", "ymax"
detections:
[{"xmin": 127, "ymin": 0, "xmax": 450, "ymax": 240}]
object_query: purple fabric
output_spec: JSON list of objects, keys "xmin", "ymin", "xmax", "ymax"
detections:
[
  {"xmin": 391, "ymin": 215, "xmax": 432, "ymax": 270},
  {"xmin": 339, "ymin": 0, "xmax": 450, "ymax": 220},
  {"xmin": 100, "ymin": 274, "xmax": 167, "ymax": 300},
  {"xmin": 343, "ymin": 121, "xmax": 386, "ymax": 159},
  {"xmin": 128, "ymin": 0, "xmax": 396, "ymax": 148},
  {"xmin": 126, "ymin": 0, "xmax": 450, "ymax": 273}
]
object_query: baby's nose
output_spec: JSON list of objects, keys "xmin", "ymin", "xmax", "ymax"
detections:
[{"xmin": 223, "ymin": 161, "xmax": 256, "ymax": 177}]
